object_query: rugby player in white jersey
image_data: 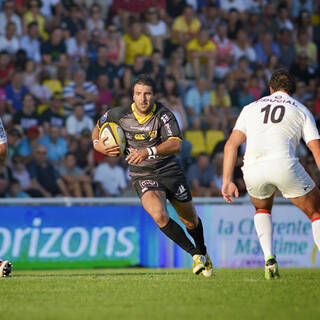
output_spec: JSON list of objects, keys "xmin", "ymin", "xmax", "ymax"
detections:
[
  {"xmin": 0, "ymin": 118, "xmax": 12, "ymax": 277},
  {"xmin": 222, "ymin": 69, "xmax": 320, "ymax": 279}
]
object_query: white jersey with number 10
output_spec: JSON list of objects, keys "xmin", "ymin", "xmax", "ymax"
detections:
[{"xmin": 234, "ymin": 91, "xmax": 320, "ymax": 167}]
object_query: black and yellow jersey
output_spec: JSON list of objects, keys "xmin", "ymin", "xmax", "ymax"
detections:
[{"xmin": 97, "ymin": 102, "xmax": 183, "ymax": 176}]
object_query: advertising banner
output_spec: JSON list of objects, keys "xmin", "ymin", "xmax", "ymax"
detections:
[
  {"xmin": 0, "ymin": 206, "xmax": 142, "ymax": 269},
  {"xmin": 166, "ymin": 204, "xmax": 320, "ymax": 268},
  {"xmin": 0, "ymin": 203, "xmax": 319, "ymax": 269}
]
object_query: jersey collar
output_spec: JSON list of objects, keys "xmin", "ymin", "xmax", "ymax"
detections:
[
  {"xmin": 271, "ymin": 90, "xmax": 291, "ymax": 98},
  {"xmin": 131, "ymin": 103, "xmax": 156, "ymax": 124}
]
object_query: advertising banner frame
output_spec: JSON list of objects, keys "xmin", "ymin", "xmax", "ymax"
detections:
[{"xmin": 0, "ymin": 198, "xmax": 318, "ymax": 269}]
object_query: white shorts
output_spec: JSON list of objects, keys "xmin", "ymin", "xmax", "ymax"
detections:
[{"xmin": 242, "ymin": 159, "xmax": 315, "ymax": 199}]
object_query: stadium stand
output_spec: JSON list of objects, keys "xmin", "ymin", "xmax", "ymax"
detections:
[{"xmin": 0, "ymin": 0, "xmax": 319, "ymax": 198}]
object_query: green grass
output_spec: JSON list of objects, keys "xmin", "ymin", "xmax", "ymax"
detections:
[{"xmin": 1, "ymin": 268, "xmax": 320, "ymax": 320}]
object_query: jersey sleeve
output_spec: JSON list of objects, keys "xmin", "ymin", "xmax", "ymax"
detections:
[
  {"xmin": 301, "ymin": 108, "xmax": 320, "ymax": 144},
  {"xmin": 0, "ymin": 119, "xmax": 7, "ymax": 144},
  {"xmin": 233, "ymin": 108, "xmax": 247, "ymax": 136},
  {"xmin": 97, "ymin": 108, "xmax": 120, "ymax": 129},
  {"xmin": 159, "ymin": 110, "xmax": 183, "ymax": 141}
]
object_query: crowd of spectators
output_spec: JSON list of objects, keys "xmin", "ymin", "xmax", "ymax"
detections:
[{"xmin": 0, "ymin": 0, "xmax": 319, "ymax": 198}]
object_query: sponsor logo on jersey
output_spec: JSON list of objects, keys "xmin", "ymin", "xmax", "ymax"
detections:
[
  {"xmin": 139, "ymin": 179, "xmax": 159, "ymax": 189},
  {"xmin": 149, "ymin": 130, "xmax": 156, "ymax": 139},
  {"xmin": 134, "ymin": 131, "xmax": 157, "ymax": 141},
  {"xmin": 100, "ymin": 111, "xmax": 109, "ymax": 125},
  {"xmin": 165, "ymin": 123, "xmax": 173, "ymax": 136},
  {"xmin": 131, "ymin": 126, "xmax": 151, "ymax": 131},
  {"xmin": 259, "ymin": 97, "xmax": 297, "ymax": 106},
  {"xmin": 175, "ymin": 184, "xmax": 189, "ymax": 200},
  {"xmin": 177, "ymin": 185, "xmax": 186, "ymax": 194},
  {"xmin": 161, "ymin": 114, "xmax": 170, "ymax": 124},
  {"xmin": 134, "ymin": 133, "xmax": 146, "ymax": 140}
]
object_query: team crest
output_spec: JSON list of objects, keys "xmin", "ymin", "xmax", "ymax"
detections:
[{"xmin": 149, "ymin": 130, "xmax": 156, "ymax": 139}]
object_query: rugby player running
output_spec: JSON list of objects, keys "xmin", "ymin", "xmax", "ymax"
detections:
[
  {"xmin": 92, "ymin": 74, "xmax": 212, "ymax": 276},
  {"xmin": 0, "ymin": 118, "xmax": 13, "ymax": 277},
  {"xmin": 222, "ymin": 69, "xmax": 320, "ymax": 279}
]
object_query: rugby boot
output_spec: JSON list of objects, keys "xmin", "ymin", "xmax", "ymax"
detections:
[
  {"xmin": 0, "ymin": 260, "xmax": 12, "ymax": 277},
  {"xmin": 265, "ymin": 256, "xmax": 280, "ymax": 280},
  {"xmin": 192, "ymin": 254, "xmax": 206, "ymax": 275},
  {"xmin": 202, "ymin": 253, "xmax": 213, "ymax": 277}
]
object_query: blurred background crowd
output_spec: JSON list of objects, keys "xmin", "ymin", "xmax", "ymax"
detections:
[{"xmin": 0, "ymin": 0, "xmax": 319, "ymax": 198}]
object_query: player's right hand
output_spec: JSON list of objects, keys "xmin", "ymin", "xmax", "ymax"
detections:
[
  {"xmin": 221, "ymin": 181, "xmax": 239, "ymax": 203},
  {"xmin": 94, "ymin": 137, "xmax": 120, "ymax": 157}
]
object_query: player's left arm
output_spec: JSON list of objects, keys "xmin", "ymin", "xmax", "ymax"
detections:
[
  {"xmin": 126, "ymin": 138, "xmax": 181, "ymax": 165},
  {"xmin": 222, "ymin": 129, "xmax": 246, "ymax": 203},
  {"xmin": 302, "ymin": 107, "xmax": 320, "ymax": 170}
]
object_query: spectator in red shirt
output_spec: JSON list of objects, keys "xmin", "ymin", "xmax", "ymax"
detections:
[
  {"xmin": 212, "ymin": 22, "xmax": 234, "ymax": 79},
  {"xmin": 0, "ymin": 51, "xmax": 14, "ymax": 88},
  {"xmin": 112, "ymin": 0, "xmax": 166, "ymax": 32},
  {"xmin": 96, "ymin": 74, "xmax": 113, "ymax": 116}
]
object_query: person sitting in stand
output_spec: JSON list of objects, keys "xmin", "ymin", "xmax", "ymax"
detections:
[
  {"xmin": 59, "ymin": 152, "xmax": 94, "ymax": 197},
  {"xmin": 187, "ymin": 152, "xmax": 221, "ymax": 197},
  {"xmin": 27, "ymin": 145, "xmax": 69, "ymax": 197}
]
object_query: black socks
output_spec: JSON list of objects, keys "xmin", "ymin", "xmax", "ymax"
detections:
[
  {"xmin": 187, "ymin": 218, "xmax": 207, "ymax": 255},
  {"xmin": 160, "ymin": 218, "xmax": 198, "ymax": 256}
]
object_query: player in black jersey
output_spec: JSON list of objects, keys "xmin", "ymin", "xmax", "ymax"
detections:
[{"xmin": 92, "ymin": 75, "xmax": 213, "ymax": 276}]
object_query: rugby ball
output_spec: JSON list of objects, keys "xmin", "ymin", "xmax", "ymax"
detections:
[{"xmin": 99, "ymin": 122, "xmax": 126, "ymax": 155}]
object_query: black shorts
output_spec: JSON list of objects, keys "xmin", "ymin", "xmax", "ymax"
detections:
[{"xmin": 131, "ymin": 165, "xmax": 192, "ymax": 202}]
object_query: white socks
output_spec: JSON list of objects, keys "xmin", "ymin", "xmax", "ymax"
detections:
[
  {"xmin": 312, "ymin": 217, "xmax": 320, "ymax": 251},
  {"xmin": 254, "ymin": 210, "xmax": 273, "ymax": 260}
]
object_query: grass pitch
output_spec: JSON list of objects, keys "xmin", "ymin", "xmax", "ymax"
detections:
[{"xmin": 1, "ymin": 268, "xmax": 320, "ymax": 320}]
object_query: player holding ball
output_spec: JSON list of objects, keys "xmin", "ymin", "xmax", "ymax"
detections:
[{"xmin": 92, "ymin": 74, "xmax": 213, "ymax": 277}]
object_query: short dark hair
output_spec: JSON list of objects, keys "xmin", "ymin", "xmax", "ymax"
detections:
[
  {"xmin": 269, "ymin": 69, "xmax": 296, "ymax": 95},
  {"xmin": 0, "ymin": 50, "xmax": 9, "ymax": 56},
  {"xmin": 66, "ymin": 152, "xmax": 76, "ymax": 158},
  {"xmin": 132, "ymin": 74, "xmax": 157, "ymax": 95},
  {"xmin": 28, "ymin": 21, "xmax": 38, "ymax": 29},
  {"xmin": 22, "ymin": 92, "xmax": 35, "ymax": 102},
  {"xmin": 74, "ymin": 102, "xmax": 84, "ymax": 108},
  {"xmin": 8, "ymin": 128, "xmax": 22, "ymax": 138},
  {"xmin": 10, "ymin": 178, "xmax": 20, "ymax": 185},
  {"xmin": 27, "ymin": 0, "xmax": 42, "ymax": 9}
]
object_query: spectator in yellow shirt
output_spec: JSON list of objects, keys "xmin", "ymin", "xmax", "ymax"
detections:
[
  {"xmin": 295, "ymin": 30, "xmax": 317, "ymax": 66},
  {"xmin": 187, "ymin": 29, "xmax": 216, "ymax": 83},
  {"xmin": 23, "ymin": 0, "xmax": 47, "ymax": 40},
  {"xmin": 122, "ymin": 21, "xmax": 153, "ymax": 66},
  {"xmin": 210, "ymin": 82, "xmax": 231, "ymax": 109},
  {"xmin": 172, "ymin": 5, "xmax": 201, "ymax": 48},
  {"xmin": 209, "ymin": 81, "xmax": 231, "ymax": 132}
]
